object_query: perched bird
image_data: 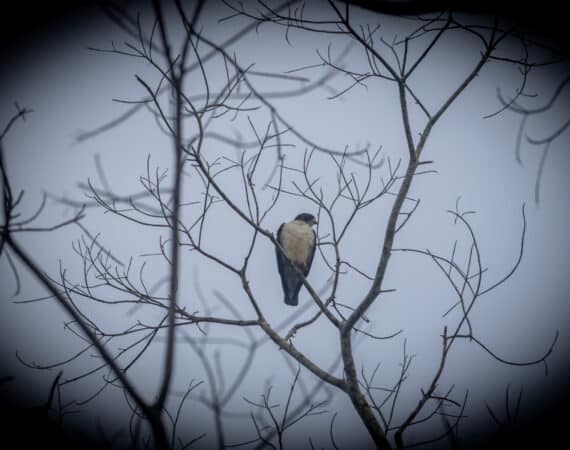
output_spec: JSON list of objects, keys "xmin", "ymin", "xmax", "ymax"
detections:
[{"xmin": 275, "ymin": 213, "xmax": 318, "ymax": 306}]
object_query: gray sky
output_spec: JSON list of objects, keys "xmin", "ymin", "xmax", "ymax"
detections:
[{"xmin": 1, "ymin": 1, "xmax": 570, "ymax": 449}]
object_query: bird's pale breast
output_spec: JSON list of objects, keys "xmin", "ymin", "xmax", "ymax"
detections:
[{"xmin": 280, "ymin": 220, "xmax": 315, "ymax": 266}]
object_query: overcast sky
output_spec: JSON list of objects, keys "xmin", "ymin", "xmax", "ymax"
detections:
[{"xmin": 1, "ymin": 2, "xmax": 570, "ymax": 449}]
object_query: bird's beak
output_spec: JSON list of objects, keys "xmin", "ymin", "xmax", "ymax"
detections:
[{"xmin": 312, "ymin": 219, "xmax": 318, "ymax": 226}]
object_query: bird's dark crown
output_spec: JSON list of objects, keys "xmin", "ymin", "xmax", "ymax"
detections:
[{"xmin": 294, "ymin": 213, "xmax": 317, "ymax": 224}]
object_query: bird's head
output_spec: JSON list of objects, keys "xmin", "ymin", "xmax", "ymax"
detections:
[{"xmin": 294, "ymin": 213, "xmax": 318, "ymax": 226}]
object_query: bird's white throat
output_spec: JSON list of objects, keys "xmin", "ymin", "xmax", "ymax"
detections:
[{"xmin": 280, "ymin": 221, "xmax": 315, "ymax": 266}]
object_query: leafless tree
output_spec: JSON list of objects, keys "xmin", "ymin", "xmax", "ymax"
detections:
[{"xmin": 1, "ymin": 1, "xmax": 566, "ymax": 449}]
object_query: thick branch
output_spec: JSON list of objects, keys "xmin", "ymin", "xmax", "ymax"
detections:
[{"xmin": 5, "ymin": 233, "xmax": 168, "ymax": 448}]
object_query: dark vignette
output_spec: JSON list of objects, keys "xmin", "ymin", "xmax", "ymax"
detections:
[{"xmin": 1, "ymin": 1, "xmax": 569, "ymax": 449}]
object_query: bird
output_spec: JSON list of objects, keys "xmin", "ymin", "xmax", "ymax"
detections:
[{"xmin": 275, "ymin": 213, "xmax": 318, "ymax": 306}]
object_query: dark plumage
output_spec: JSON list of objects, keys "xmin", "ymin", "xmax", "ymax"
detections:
[{"xmin": 276, "ymin": 213, "xmax": 317, "ymax": 306}]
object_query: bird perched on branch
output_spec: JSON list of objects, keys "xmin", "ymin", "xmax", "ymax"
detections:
[{"xmin": 276, "ymin": 213, "xmax": 317, "ymax": 306}]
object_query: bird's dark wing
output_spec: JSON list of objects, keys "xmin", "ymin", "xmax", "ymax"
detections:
[
  {"xmin": 275, "ymin": 223, "xmax": 290, "ymax": 299},
  {"xmin": 304, "ymin": 229, "xmax": 317, "ymax": 276}
]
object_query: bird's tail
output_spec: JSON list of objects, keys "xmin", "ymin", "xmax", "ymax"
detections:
[{"xmin": 284, "ymin": 293, "xmax": 298, "ymax": 306}]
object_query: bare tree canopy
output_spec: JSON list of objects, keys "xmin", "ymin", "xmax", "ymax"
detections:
[{"xmin": 1, "ymin": 1, "xmax": 569, "ymax": 450}]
